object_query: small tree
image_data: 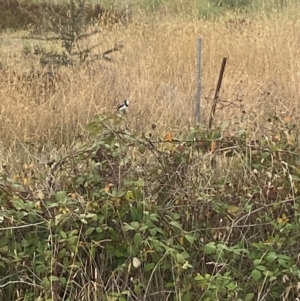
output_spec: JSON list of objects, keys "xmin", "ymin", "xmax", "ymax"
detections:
[{"xmin": 34, "ymin": 0, "xmax": 124, "ymax": 67}]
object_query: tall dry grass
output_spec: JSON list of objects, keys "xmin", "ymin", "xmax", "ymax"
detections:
[{"xmin": 0, "ymin": 3, "xmax": 300, "ymax": 168}]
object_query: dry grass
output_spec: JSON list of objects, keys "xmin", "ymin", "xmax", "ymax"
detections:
[{"xmin": 0, "ymin": 3, "xmax": 300, "ymax": 168}]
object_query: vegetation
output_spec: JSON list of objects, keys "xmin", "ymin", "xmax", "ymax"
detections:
[
  {"xmin": 1, "ymin": 113, "xmax": 300, "ymax": 300},
  {"xmin": 0, "ymin": 0, "xmax": 127, "ymax": 31},
  {"xmin": 0, "ymin": 0, "xmax": 300, "ymax": 300}
]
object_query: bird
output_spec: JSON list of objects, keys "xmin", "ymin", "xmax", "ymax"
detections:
[{"xmin": 117, "ymin": 99, "xmax": 130, "ymax": 112}]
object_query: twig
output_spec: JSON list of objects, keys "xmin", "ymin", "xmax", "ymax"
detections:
[
  {"xmin": 0, "ymin": 221, "xmax": 46, "ymax": 231},
  {"xmin": 0, "ymin": 280, "xmax": 43, "ymax": 289},
  {"xmin": 19, "ymin": 35, "xmax": 62, "ymax": 41},
  {"xmin": 102, "ymin": 44, "xmax": 124, "ymax": 61},
  {"xmin": 77, "ymin": 29, "xmax": 102, "ymax": 40}
]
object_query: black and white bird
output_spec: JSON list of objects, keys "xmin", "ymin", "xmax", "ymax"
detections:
[{"xmin": 117, "ymin": 99, "xmax": 130, "ymax": 112}]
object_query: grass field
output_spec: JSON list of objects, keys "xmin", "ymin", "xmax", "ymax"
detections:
[
  {"xmin": 0, "ymin": 0, "xmax": 299, "ymax": 168},
  {"xmin": 1, "ymin": 1, "xmax": 300, "ymax": 300}
]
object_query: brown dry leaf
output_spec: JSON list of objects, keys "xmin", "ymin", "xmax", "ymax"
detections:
[
  {"xmin": 164, "ymin": 132, "xmax": 173, "ymax": 142},
  {"xmin": 104, "ymin": 183, "xmax": 114, "ymax": 193},
  {"xmin": 34, "ymin": 201, "xmax": 41, "ymax": 209},
  {"xmin": 264, "ymin": 240, "xmax": 275, "ymax": 246},
  {"xmin": 284, "ymin": 130, "xmax": 295, "ymax": 146},
  {"xmin": 113, "ymin": 198, "xmax": 121, "ymax": 208},
  {"xmin": 282, "ymin": 274, "xmax": 289, "ymax": 284},
  {"xmin": 176, "ymin": 145, "xmax": 186, "ymax": 153},
  {"xmin": 272, "ymin": 133, "xmax": 281, "ymax": 143},
  {"xmin": 277, "ymin": 213, "xmax": 289, "ymax": 225},
  {"xmin": 59, "ymin": 206, "xmax": 70, "ymax": 214},
  {"xmin": 23, "ymin": 163, "xmax": 33, "ymax": 170},
  {"xmin": 283, "ymin": 115, "xmax": 291, "ymax": 124},
  {"xmin": 210, "ymin": 140, "xmax": 217, "ymax": 153},
  {"xmin": 132, "ymin": 257, "xmax": 141, "ymax": 268},
  {"xmin": 36, "ymin": 191, "xmax": 45, "ymax": 200},
  {"xmin": 265, "ymin": 185, "xmax": 277, "ymax": 200},
  {"xmin": 68, "ymin": 193, "xmax": 78, "ymax": 199},
  {"xmin": 266, "ymin": 171, "xmax": 272, "ymax": 179}
]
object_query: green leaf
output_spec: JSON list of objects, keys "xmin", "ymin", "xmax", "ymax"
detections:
[
  {"xmin": 278, "ymin": 259, "xmax": 288, "ymax": 268},
  {"xmin": 165, "ymin": 282, "xmax": 175, "ymax": 288},
  {"xmin": 263, "ymin": 270, "xmax": 273, "ymax": 277},
  {"xmin": 134, "ymin": 283, "xmax": 142, "ymax": 294},
  {"xmin": 86, "ymin": 121, "xmax": 101, "ymax": 134},
  {"xmin": 204, "ymin": 242, "xmax": 216, "ymax": 255},
  {"xmin": 266, "ymin": 252, "xmax": 277, "ymax": 263},
  {"xmin": 60, "ymin": 231, "xmax": 67, "ymax": 239},
  {"xmin": 176, "ymin": 253, "xmax": 186, "ymax": 263},
  {"xmin": 115, "ymin": 248, "xmax": 126, "ymax": 257},
  {"xmin": 169, "ymin": 220, "xmax": 182, "ymax": 230},
  {"xmin": 123, "ymin": 224, "xmax": 135, "ymax": 231},
  {"xmin": 144, "ymin": 263, "xmax": 155, "ymax": 272},
  {"xmin": 46, "ymin": 202, "xmax": 59, "ymax": 209},
  {"xmin": 149, "ymin": 214, "xmax": 159, "ymax": 222},
  {"xmin": 232, "ymin": 247, "xmax": 249, "ymax": 255},
  {"xmin": 59, "ymin": 277, "xmax": 67, "ymax": 285},
  {"xmin": 0, "ymin": 238, "xmax": 8, "ymax": 248},
  {"xmin": 130, "ymin": 206, "xmax": 140, "ymax": 220},
  {"xmin": 58, "ymin": 248, "xmax": 67, "ymax": 259},
  {"xmin": 55, "ymin": 191, "xmax": 67, "ymax": 203},
  {"xmin": 278, "ymin": 254, "xmax": 291, "ymax": 260},
  {"xmin": 252, "ymin": 164, "xmax": 263, "ymax": 171},
  {"xmin": 130, "ymin": 221, "xmax": 140, "ymax": 230},
  {"xmin": 96, "ymin": 227, "xmax": 103, "ymax": 233},
  {"xmin": 139, "ymin": 225, "xmax": 149, "ymax": 232},
  {"xmin": 11, "ymin": 198, "xmax": 25, "ymax": 210},
  {"xmin": 85, "ymin": 227, "xmax": 95, "ymax": 236},
  {"xmin": 261, "ymin": 152, "xmax": 270, "ymax": 159},
  {"xmin": 85, "ymin": 213, "xmax": 97, "ymax": 219},
  {"xmin": 154, "ymin": 227, "xmax": 164, "ymax": 235},
  {"xmin": 184, "ymin": 234, "xmax": 196, "ymax": 244},
  {"xmin": 80, "ymin": 219, "xmax": 88, "ymax": 224},
  {"xmin": 251, "ymin": 269, "xmax": 261, "ymax": 281},
  {"xmin": 41, "ymin": 278, "xmax": 51, "ymax": 290},
  {"xmin": 178, "ymin": 251, "xmax": 189, "ymax": 260},
  {"xmin": 16, "ymin": 211, "xmax": 27, "ymax": 220},
  {"xmin": 138, "ymin": 145, "xmax": 146, "ymax": 154},
  {"xmin": 24, "ymin": 202, "xmax": 34, "ymax": 211},
  {"xmin": 255, "ymin": 265, "xmax": 266, "ymax": 271},
  {"xmin": 244, "ymin": 293, "xmax": 254, "ymax": 301},
  {"xmin": 133, "ymin": 233, "xmax": 142, "ymax": 246},
  {"xmin": 291, "ymin": 175, "xmax": 300, "ymax": 181},
  {"xmin": 183, "ymin": 292, "xmax": 191, "ymax": 301},
  {"xmin": 149, "ymin": 228, "xmax": 157, "ymax": 236}
]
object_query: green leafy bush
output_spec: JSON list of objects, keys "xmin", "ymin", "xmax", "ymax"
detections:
[{"xmin": 1, "ymin": 113, "xmax": 300, "ymax": 300}]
